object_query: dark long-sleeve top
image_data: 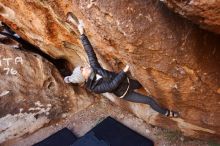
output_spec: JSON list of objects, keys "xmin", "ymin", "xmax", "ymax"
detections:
[{"xmin": 80, "ymin": 34, "xmax": 142, "ymax": 97}]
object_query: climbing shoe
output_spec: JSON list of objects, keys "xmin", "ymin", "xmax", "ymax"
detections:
[{"xmin": 165, "ymin": 110, "xmax": 179, "ymax": 118}]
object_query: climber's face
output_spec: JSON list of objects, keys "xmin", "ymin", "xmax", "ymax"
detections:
[{"xmin": 81, "ymin": 66, "xmax": 92, "ymax": 80}]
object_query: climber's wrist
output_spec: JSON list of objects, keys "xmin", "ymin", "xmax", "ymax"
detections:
[
  {"xmin": 78, "ymin": 20, "xmax": 84, "ymax": 35},
  {"xmin": 78, "ymin": 27, "xmax": 84, "ymax": 35},
  {"xmin": 80, "ymin": 34, "xmax": 86, "ymax": 40},
  {"xmin": 123, "ymin": 65, "xmax": 130, "ymax": 72}
]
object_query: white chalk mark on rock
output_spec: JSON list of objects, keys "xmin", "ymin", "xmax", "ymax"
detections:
[
  {"xmin": 0, "ymin": 90, "xmax": 10, "ymax": 97},
  {"xmin": 0, "ymin": 112, "xmax": 49, "ymax": 144}
]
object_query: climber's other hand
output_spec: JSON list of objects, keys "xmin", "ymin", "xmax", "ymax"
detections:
[
  {"xmin": 123, "ymin": 65, "xmax": 130, "ymax": 72},
  {"xmin": 78, "ymin": 20, "xmax": 84, "ymax": 35}
]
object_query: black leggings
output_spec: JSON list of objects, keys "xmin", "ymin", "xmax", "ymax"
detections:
[{"xmin": 123, "ymin": 91, "xmax": 167, "ymax": 115}]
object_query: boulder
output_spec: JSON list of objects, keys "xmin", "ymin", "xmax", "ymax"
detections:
[
  {"xmin": 0, "ymin": 0, "xmax": 219, "ymax": 141},
  {"xmin": 161, "ymin": 0, "xmax": 220, "ymax": 34},
  {"xmin": 0, "ymin": 43, "xmax": 94, "ymax": 144}
]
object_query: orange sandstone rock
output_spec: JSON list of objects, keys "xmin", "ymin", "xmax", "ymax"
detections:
[{"xmin": 0, "ymin": 0, "xmax": 219, "ymax": 141}]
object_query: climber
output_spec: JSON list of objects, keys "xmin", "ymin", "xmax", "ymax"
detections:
[{"xmin": 64, "ymin": 12, "xmax": 178, "ymax": 118}]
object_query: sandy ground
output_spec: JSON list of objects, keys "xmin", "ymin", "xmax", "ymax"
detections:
[{"xmin": 3, "ymin": 97, "xmax": 213, "ymax": 146}]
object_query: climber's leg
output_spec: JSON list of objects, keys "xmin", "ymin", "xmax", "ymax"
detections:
[
  {"xmin": 123, "ymin": 91, "xmax": 179, "ymax": 117},
  {"xmin": 123, "ymin": 91, "xmax": 166, "ymax": 114}
]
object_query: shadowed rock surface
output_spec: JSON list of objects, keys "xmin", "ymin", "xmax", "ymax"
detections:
[
  {"xmin": 0, "ymin": 0, "xmax": 219, "ymax": 142},
  {"xmin": 161, "ymin": 0, "xmax": 220, "ymax": 34}
]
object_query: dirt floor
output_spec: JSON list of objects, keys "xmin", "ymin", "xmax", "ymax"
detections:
[{"xmin": 3, "ymin": 97, "xmax": 215, "ymax": 146}]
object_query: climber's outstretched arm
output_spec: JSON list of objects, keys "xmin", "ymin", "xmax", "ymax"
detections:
[
  {"xmin": 77, "ymin": 21, "xmax": 102, "ymax": 69},
  {"xmin": 80, "ymin": 34, "xmax": 102, "ymax": 69}
]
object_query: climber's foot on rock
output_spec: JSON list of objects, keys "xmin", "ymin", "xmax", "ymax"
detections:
[{"xmin": 165, "ymin": 110, "xmax": 179, "ymax": 118}]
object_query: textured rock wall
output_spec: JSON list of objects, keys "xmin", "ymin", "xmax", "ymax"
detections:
[
  {"xmin": 0, "ymin": 42, "xmax": 94, "ymax": 144},
  {"xmin": 161, "ymin": 0, "xmax": 220, "ymax": 34},
  {"xmin": 0, "ymin": 0, "xmax": 219, "ymax": 141}
]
